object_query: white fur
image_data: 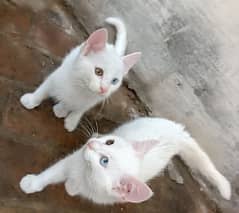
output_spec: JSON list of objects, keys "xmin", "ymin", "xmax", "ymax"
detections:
[
  {"xmin": 20, "ymin": 117, "xmax": 231, "ymax": 204},
  {"xmin": 20, "ymin": 17, "xmax": 139, "ymax": 132}
]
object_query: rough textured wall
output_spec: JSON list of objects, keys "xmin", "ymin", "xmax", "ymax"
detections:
[{"xmin": 65, "ymin": 0, "xmax": 239, "ymax": 212}]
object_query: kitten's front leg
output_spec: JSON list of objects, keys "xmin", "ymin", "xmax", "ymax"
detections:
[
  {"xmin": 64, "ymin": 110, "xmax": 82, "ymax": 132},
  {"xmin": 20, "ymin": 157, "xmax": 70, "ymax": 194},
  {"xmin": 53, "ymin": 102, "xmax": 69, "ymax": 118},
  {"xmin": 20, "ymin": 77, "xmax": 52, "ymax": 109},
  {"xmin": 20, "ymin": 174, "xmax": 45, "ymax": 194}
]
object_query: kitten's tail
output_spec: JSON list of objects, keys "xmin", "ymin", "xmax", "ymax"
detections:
[
  {"xmin": 105, "ymin": 17, "xmax": 127, "ymax": 56},
  {"xmin": 179, "ymin": 137, "xmax": 231, "ymax": 200}
]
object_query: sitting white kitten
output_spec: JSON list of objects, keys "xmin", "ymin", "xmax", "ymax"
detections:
[
  {"xmin": 20, "ymin": 17, "xmax": 141, "ymax": 132},
  {"xmin": 20, "ymin": 117, "xmax": 231, "ymax": 204}
]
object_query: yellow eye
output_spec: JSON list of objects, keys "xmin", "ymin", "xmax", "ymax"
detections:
[{"xmin": 95, "ymin": 67, "xmax": 104, "ymax": 76}]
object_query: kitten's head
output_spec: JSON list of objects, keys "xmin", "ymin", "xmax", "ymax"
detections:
[
  {"xmin": 65, "ymin": 135, "xmax": 153, "ymax": 204},
  {"xmin": 73, "ymin": 29, "xmax": 141, "ymax": 97}
]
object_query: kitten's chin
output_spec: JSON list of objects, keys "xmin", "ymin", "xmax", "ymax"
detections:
[
  {"xmin": 98, "ymin": 90, "xmax": 113, "ymax": 98},
  {"xmin": 98, "ymin": 92, "xmax": 109, "ymax": 98}
]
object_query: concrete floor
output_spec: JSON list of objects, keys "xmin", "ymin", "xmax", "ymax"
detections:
[{"xmin": 0, "ymin": 1, "xmax": 223, "ymax": 212}]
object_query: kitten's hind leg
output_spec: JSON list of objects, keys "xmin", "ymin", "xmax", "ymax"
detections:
[
  {"xmin": 64, "ymin": 110, "xmax": 82, "ymax": 132},
  {"xmin": 53, "ymin": 102, "xmax": 69, "ymax": 118},
  {"xmin": 180, "ymin": 138, "xmax": 231, "ymax": 200},
  {"xmin": 20, "ymin": 77, "xmax": 51, "ymax": 109}
]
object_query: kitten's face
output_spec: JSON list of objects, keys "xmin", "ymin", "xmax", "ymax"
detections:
[
  {"xmin": 76, "ymin": 47, "xmax": 124, "ymax": 98},
  {"xmin": 82, "ymin": 135, "xmax": 140, "ymax": 203},
  {"xmin": 71, "ymin": 28, "xmax": 140, "ymax": 98}
]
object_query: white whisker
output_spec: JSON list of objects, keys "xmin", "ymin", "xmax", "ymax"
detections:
[{"xmin": 80, "ymin": 122, "xmax": 91, "ymax": 137}]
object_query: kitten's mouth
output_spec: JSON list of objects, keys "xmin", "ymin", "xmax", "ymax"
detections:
[{"xmin": 98, "ymin": 91, "xmax": 108, "ymax": 97}]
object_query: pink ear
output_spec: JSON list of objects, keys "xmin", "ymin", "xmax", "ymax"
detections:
[
  {"xmin": 122, "ymin": 52, "xmax": 141, "ymax": 74},
  {"xmin": 82, "ymin": 28, "xmax": 108, "ymax": 55},
  {"xmin": 113, "ymin": 175, "xmax": 153, "ymax": 203},
  {"xmin": 132, "ymin": 140, "xmax": 159, "ymax": 158}
]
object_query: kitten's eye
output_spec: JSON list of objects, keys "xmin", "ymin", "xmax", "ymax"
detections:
[
  {"xmin": 105, "ymin": 139, "xmax": 114, "ymax": 145},
  {"xmin": 111, "ymin": 78, "xmax": 119, "ymax": 85},
  {"xmin": 100, "ymin": 156, "xmax": 109, "ymax": 168},
  {"xmin": 95, "ymin": 67, "xmax": 104, "ymax": 76}
]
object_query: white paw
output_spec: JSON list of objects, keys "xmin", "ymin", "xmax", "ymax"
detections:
[
  {"xmin": 20, "ymin": 174, "xmax": 44, "ymax": 194},
  {"xmin": 53, "ymin": 104, "xmax": 68, "ymax": 118},
  {"xmin": 20, "ymin": 93, "xmax": 39, "ymax": 109},
  {"xmin": 218, "ymin": 177, "xmax": 231, "ymax": 200},
  {"xmin": 64, "ymin": 116, "xmax": 78, "ymax": 132}
]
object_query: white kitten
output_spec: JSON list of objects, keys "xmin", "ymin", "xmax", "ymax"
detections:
[
  {"xmin": 20, "ymin": 17, "xmax": 141, "ymax": 132},
  {"xmin": 20, "ymin": 117, "xmax": 231, "ymax": 204}
]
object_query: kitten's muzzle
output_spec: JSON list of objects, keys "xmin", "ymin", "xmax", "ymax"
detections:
[
  {"xmin": 99, "ymin": 86, "xmax": 108, "ymax": 94},
  {"xmin": 86, "ymin": 143, "xmax": 94, "ymax": 149},
  {"xmin": 87, "ymin": 142, "xmax": 94, "ymax": 150},
  {"xmin": 86, "ymin": 140, "xmax": 98, "ymax": 150}
]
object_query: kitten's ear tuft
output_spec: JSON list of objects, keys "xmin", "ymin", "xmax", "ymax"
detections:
[
  {"xmin": 82, "ymin": 28, "xmax": 108, "ymax": 55},
  {"xmin": 113, "ymin": 175, "xmax": 153, "ymax": 203},
  {"xmin": 122, "ymin": 52, "xmax": 141, "ymax": 75},
  {"xmin": 65, "ymin": 178, "xmax": 80, "ymax": 196}
]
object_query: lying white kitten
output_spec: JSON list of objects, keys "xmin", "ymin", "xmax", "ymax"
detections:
[
  {"xmin": 20, "ymin": 117, "xmax": 231, "ymax": 204},
  {"xmin": 20, "ymin": 17, "xmax": 141, "ymax": 132}
]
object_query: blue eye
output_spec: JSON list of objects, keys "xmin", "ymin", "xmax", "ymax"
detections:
[
  {"xmin": 111, "ymin": 78, "xmax": 119, "ymax": 85},
  {"xmin": 100, "ymin": 156, "xmax": 109, "ymax": 167}
]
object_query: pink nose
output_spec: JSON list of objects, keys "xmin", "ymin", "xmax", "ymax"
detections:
[
  {"xmin": 87, "ymin": 142, "xmax": 94, "ymax": 150},
  {"xmin": 87, "ymin": 140, "xmax": 98, "ymax": 150},
  {"xmin": 100, "ymin": 86, "xmax": 108, "ymax": 94}
]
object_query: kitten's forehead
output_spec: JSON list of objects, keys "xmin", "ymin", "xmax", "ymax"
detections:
[{"xmin": 88, "ymin": 46, "xmax": 124, "ymax": 75}]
